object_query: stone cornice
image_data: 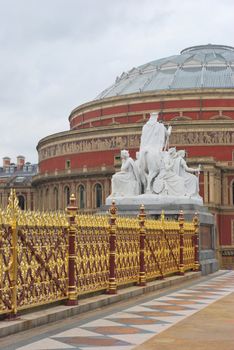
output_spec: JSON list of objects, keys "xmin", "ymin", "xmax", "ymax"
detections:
[{"xmin": 69, "ymin": 88, "xmax": 234, "ymax": 121}]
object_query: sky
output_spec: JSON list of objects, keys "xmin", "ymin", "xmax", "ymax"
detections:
[{"xmin": 0, "ymin": 0, "xmax": 234, "ymax": 164}]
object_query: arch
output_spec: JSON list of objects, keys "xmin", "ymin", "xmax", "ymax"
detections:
[
  {"xmin": 40, "ymin": 189, "xmax": 43, "ymax": 210},
  {"xmin": 171, "ymin": 115, "xmax": 192, "ymax": 121},
  {"xmin": 64, "ymin": 185, "xmax": 70, "ymax": 207},
  {"xmin": 45, "ymin": 187, "xmax": 50, "ymax": 210},
  {"xmin": 17, "ymin": 195, "xmax": 25, "ymax": 210},
  {"xmin": 231, "ymin": 180, "xmax": 234, "ymax": 205},
  {"xmin": 53, "ymin": 187, "xmax": 59, "ymax": 210},
  {"xmin": 210, "ymin": 114, "xmax": 231, "ymax": 120},
  {"xmin": 77, "ymin": 184, "xmax": 86, "ymax": 209},
  {"xmin": 94, "ymin": 183, "xmax": 103, "ymax": 208}
]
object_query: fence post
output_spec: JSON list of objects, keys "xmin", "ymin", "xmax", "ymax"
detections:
[
  {"xmin": 108, "ymin": 200, "xmax": 117, "ymax": 294},
  {"xmin": 138, "ymin": 204, "xmax": 146, "ymax": 286},
  {"xmin": 6, "ymin": 189, "xmax": 19, "ymax": 319},
  {"xmin": 193, "ymin": 212, "xmax": 200, "ymax": 271},
  {"xmin": 11, "ymin": 218, "xmax": 18, "ymax": 318},
  {"xmin": 66, "ymin": 194, "xmax": 78, "ymax": 305},
  {"xmin": 178, "ymin": 210, "xmax": 185, "ymax": 275}
]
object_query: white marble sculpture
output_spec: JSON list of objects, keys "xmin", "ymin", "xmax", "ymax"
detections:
[
  {"xmin": 173, "ymin": 149, "xmax": 201, "ymax": 199},
  {"xmin": 153, "ymin": 148, "xmax": 186, "ymax": 196},
  {"xmin": 111, "ymin": 150, "xmax": 140, "ymax": 197},
  {"xmin": 138, "ymin": 112, "xmax": 172, "ymax": 193},
  {"xmin": 107, "ymin": 112, "xmax": 203, "ymax": 206}
]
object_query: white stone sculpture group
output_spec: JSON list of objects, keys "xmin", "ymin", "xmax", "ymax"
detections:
[{"xmin": 111, "ymin": 112, "xmax": 202, "ymax": 201}]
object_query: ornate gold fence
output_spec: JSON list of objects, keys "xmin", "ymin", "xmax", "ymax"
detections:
[
  {"xmin": 0, "ymin": 190, "xmax": 199, "ymax": 318},
  {"xmin": 115, "ymin": 217, "xmax": 139, "ymax": 285},
  {"xmin": 74, "ymin": 214, "xmax": 109, "ymax": 295},
  {"xmin": 0, "ymin": 191, "xmax": 68, "ymax": 317}
]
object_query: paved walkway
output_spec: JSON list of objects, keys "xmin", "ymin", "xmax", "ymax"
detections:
[{"xmin": 1, "ymin": 270, "xmax": 234, "ymax": 350}]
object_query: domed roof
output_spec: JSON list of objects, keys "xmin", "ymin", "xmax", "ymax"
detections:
[{"xmin": 97, "ymin": 44, "xmax": 234, "ymax": 99}]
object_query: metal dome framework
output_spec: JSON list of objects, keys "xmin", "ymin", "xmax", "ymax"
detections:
[{"xmin": 97, "ymin": 44, "xmax": 234, "ymax": 99}]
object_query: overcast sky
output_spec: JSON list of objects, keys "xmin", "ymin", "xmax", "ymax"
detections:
[{"xmin": 0, "ymin": 0, "xmax": 234, "ymax": 164}]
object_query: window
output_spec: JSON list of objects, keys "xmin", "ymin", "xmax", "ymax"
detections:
[
  {"xmin": 54, "ymin": 187, "xmax": 59, "ymax": 210},
  {"xmin": 45, "ymin": 188, "xmax": 49, "ymax": 210},
  {"xmin": 66, "ymin": 160, "xmax": 71, "ymax": 169},
  {"xmin": 232, "ymin": 182, "xmax": 234, "ymax": 205},
  {"xmin": 95, "ymin": 183, "xmax": 102, "ymax": 208},
  {"xmin": 40, "ymin": 189, "xmax": 43, "ymax": 210},
  {"xmin": 228, "ymin": 179, "xmax": 234, "ymax": 206},
  {"xmin": 64, "ymin": 186, "xmax": 70, "ymax": 207},
  {"xmin": 78, "ymin": 184, "xmax": 85, "ymax": 209},
  {"xmin": 232, "ymin": 221, "xmax": 234, "ymax": 245},
  {"xmin": 17, "ymin": 195, "xmax": 25, "ymax": 210}
]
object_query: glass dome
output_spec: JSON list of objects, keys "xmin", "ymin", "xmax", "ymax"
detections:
[{"xmin": 97, "ymin": 44, "xmax": 234, "ymax": 99}]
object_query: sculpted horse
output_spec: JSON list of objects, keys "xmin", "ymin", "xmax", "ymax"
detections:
[{"xmin": 139, "ymin": 147, "xmax": 163, "ymax": 193}]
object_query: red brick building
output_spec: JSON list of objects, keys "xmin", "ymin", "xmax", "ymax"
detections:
[{"xmin": 33, "ymin": 44, "xmax": 234, "ymax": 268}]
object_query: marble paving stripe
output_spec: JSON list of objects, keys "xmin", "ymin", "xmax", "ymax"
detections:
[
  {"xmin": 78, "ymin": 346, "xmax": 134, "ymax": 350},
  {"xmin": 80, "ymin": 320, "xmax": 124, "ymax": 328},
  {"xmin": 16, "ymin": 338, "xmax": 76, "ymax": 350},
  {"xmin": 53, "ymin": 328, "xmax": 102, "ymax": 338},
  {"xmin": 104, "ymin": 318, "xmax": 164, "ymax": 325},
  {"xmin": 140, "ymin": 304, "xmax": 194, "ymax": 311},
  {"xmin": 104, "ymin": 312, "xmax": 142, "ymax": 319},
  {"xmin": 124, "ymin": 305, "xmax": 156, "ymax": 312},
  {"xmin": 129, "ymin": 323, "xmax": 170, "ymax": 333},
  {"xmin": 54, "ymin": 336, "xmax": 131, "ymax": 347},
  {"xmin": 108, "ymin": 333, "xmax": 155, "ymax": 345},
  {"xmin": 141, "ymin": 315, "xmax": 186, "ymax": 323},
  {"xmin": 155, "ymin": 299, "xmax": 204, "ymax": 305},
  {"xmin": 165, "ymin": 293, "xmax": 220, "ymax": 299},
  {"xmin": 84, "ymin": 326, "xmax": 151, "ymax": 335},
  {"xmin": 128, "ymin": 311, "xmax": 182, "ymax": 317}
]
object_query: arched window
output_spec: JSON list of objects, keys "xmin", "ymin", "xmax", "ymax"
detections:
[
  {"xmin": 17, "ymin": 195, "xmax": 25, "ymax": 210},
  {"xmin": 95, "ymin": 183, "xmax": 102, "ymax": 208},
  {"xmin": 78, "ymin": 184, "xmax": 85, "ymax": 209},
  {"xmin": 45, "ymin": 188, "xmax": 49, "ymax": 210},
  {"xmin": 64, "ymin": 186, "xmax": 70, "ymax": 207},
  {"xmin": 232, "ymin": 182, "xmax": 234, "ymax": 205},
  {"xmin": 40, "ymin": 189, "xmax": 43, "ymax": 210},
  {"xmin": 54, "ymin": 187, "xmax": 59, "ymax": 210}
]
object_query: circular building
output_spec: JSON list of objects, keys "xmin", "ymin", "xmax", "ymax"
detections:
[{"xmin": 33, "ymin": 44, "xmax": 234, "ymax": 267}]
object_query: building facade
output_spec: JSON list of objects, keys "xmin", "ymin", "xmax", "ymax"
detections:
[
  {"xmin": 0, "ymin": 156, "xmax": 37, "ymax": 210},
  {"xmin": 33, "ymin": 44, "xmax": 234, "ymax": 268}
]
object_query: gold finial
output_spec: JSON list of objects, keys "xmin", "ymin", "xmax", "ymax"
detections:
[
  {"xmin": 69, "ymin": 193, "xmax": 76, "ymax": 206},
  {"xmin": 6, "ymin": 188, "xmax": 21, "ymax": 224},
  {"xmin": 109, "ymin": 200, "xmax": 117, "ymax": 216},
  {"xmin": 179, "ymin": 209, "xmax": 184, "ymax": 220},
  {"xmin": 193, "ymin": 211, "xmax": 199, "ymax": 225}
]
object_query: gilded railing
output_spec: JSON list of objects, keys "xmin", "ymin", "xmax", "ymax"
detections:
[
  {"xmin": 0, "ymin": 224, "xmax": 13, "ymax": 315},
  {"xmin": 145, "ymin": 218, "xmax": 164, "ymax": 279},
  {"xmin": 0, "ymin": 190, "xmax": 199, "ymax": 318},
  {"xmin": 75, "ymin": 214, "xmax": 109, "ymax": 294},
  {"xmin": 184, "ymin": 222, "xmax": 196, "ymax": 271},
  {"xmin": 115, "ymin": 217, "xmax": 139, "ymax": 285},
  {"xmin": 144, "ymin": 213, "xmax": 180, "ymax": 279},
  {"xmin": 0, "ymin": 190, "xmax": 69, "ymax": 317}
]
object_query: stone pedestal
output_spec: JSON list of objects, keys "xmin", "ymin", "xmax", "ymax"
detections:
[{"xmin": 102, "ymin": 195, "xmax": 218, "ymax": 275}]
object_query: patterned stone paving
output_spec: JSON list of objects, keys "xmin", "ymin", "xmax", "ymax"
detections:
[{"xmin": 15, "ymin": 271, "xmax": 234, "ymax": 350}]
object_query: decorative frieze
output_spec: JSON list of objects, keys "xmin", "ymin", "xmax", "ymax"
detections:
[{"xmin": 39, "ymin": 130, "xmax": 234, "ymax": 161}]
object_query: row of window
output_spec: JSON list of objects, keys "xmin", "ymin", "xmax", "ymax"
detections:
[{"xmin": 43, "ymin": 183, "xmax": 103, "ymax": 210}]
